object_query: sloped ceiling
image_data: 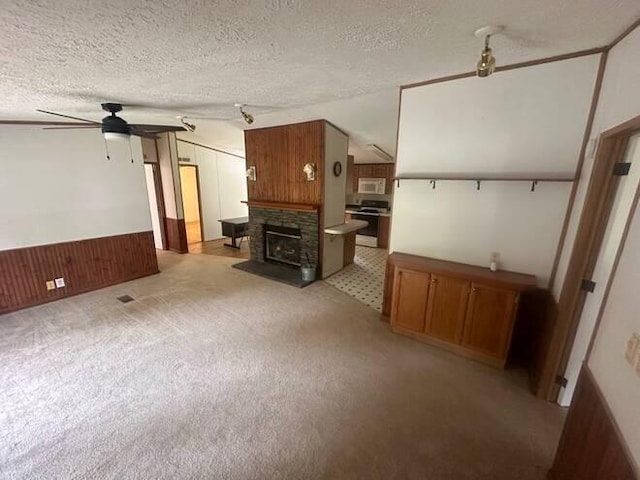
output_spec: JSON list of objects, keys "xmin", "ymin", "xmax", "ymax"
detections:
[{"xmin": 2, "ymin": 0, "xmax": 638, "ymax": 159}]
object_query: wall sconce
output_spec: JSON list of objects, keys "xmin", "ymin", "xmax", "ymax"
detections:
[
  {"xmin": 303, "ymin": 163, "xmax": 316, "ymax": 181},
  {"xmin": 246, "ymin": 165, "xmax": 257, "ymax": 181}
]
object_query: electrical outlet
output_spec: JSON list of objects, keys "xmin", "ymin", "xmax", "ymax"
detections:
[
  {"xmin": 46, "ymin": 280, "xmax": 55, "ymax": 291},
  {"xmin": 54, "ymin": 277, "xmax": 65, "ymax": 288},
  {"xmin": 625, "ymin": 333, "xmax": 640, "ymax": 366}
]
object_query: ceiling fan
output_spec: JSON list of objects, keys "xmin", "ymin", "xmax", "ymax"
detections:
[{"xmin": 37, "ymin": 102, "xmax": 187, "ymax": 140}]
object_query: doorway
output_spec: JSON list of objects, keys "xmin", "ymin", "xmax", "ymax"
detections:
[
  {"xmin": 538, "ymin": 116, "xmax": 640, "ymax": 403},
  {"xmin": 144, "ymin": 163, "xmax": 164, "ymax": 249},
  {"xmin": 179, "ymin": 164, "xmax": 203, "ymax": 245}
]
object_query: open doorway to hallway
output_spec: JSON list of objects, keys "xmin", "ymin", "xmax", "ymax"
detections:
[{"xmin": 179, "ymin": 164, "xmax": 203, "ymax": 245}]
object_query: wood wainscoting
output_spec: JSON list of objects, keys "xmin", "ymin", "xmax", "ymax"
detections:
[
  {"xmin": 164, "ymin": 217, "xmax": 188, "ymax": 253},
  {"xmin": 0, "ymin": 231, "xmax": 158, "ymax": 314},
  {"xmin": 550, "ymin": 366, "xmax": 637, "ymax": 479}
]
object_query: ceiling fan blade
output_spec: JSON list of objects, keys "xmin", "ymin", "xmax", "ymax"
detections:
[
  {"xmin": 129, "ymin": 124, "xmax": 187, "ymax": 133},
  {"xmin": 43, "ymin": 125, "xmax": 102, "ymax": 130},
  {"xmin": 36, "ymin": 109, "xmax": 101, "ymax": 124},
  {"xmin": 129, "ymin": 130, "xmax": 159, "ymax": 139}
]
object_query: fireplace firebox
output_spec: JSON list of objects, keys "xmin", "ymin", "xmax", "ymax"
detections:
[{"xmin": 265, "ymin": 225, "xmax": 302, "ymax": 266}]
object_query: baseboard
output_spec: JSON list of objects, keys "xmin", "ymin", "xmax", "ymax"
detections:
[{"xmin": 0, "ymin": 231, "xmax": 158, "ymax": 314}]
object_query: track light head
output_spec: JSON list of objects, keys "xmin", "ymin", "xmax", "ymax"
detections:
[
  {"xmin": 235, "ymin": 104, "xmax": 254, "ymax": 124},
  {"xmin": 474, "ymin": 26, "xmax": 503, "ymax": 78},
  {"xmin": 177, "ymin": 116, "xmax": 196, "ymax": 132}
]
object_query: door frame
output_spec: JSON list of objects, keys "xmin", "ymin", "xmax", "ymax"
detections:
[
  {"xmin": 144, "ymin": 161, "xmax": 168, "ymax": 250},
  {"xmin": 178, "ymin": 163, "xmax": 205, "ymax": 244},
  {"xmin": 538, "ymin": 113, "xmax": 640, "ymax": 401}
]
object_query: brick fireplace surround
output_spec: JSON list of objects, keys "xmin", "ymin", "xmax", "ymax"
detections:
[{"xmin": 248, "ymin": 206, "xmax": 319, "ymax": 267}]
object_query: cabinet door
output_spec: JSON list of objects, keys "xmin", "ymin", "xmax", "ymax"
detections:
[
  {"xmin": 391, "ymin": 268, "xmax": 430, "ymax": 332},
  {"xmin": 424, "ymin": 275, "xmax": 470, "ymax": 344},
  {"xmin": 359, "ymin": 165, "xmax": 374, "ymax": 177},
  {"xmin": 462, "ymin": 284, "xmax": 519, "ymax": 359},
  {"xmin": 377, "ymin": 216, "xmax": 390, "ymax": 249}
]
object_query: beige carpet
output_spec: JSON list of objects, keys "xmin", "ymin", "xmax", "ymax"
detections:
[{"xmin": 0, "ymin": 252, "xmax": 564, "ymax": 479}]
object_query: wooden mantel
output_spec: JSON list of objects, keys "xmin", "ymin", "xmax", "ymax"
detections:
[{"xmin": 242, "ymin": 200, "xmax": 320, "ymax": 212}]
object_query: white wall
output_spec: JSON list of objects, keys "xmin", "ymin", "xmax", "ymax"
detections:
[
  {"xmin": 559, "ymin": 135, "xmax": 640, "ymax": 405},
  {"xmin": 391, "ymin": 54, "xmax": 600, "ymax": 286},
  {"xmin": 588, "ymin": 188, "xmax": 640, "ymax": 470},
  {"xmin": 176, "ymin": 140, "xmax": 248, "ymax": 241},
  {"xmin": 323, "ymin": 124, "xmax": 349, "ymax": 278},
  {"xmin": 156, "ymin": 133, "xmax": 182, "ymax": 219},
  {"xmin": 554, "ymin": 30, "xmax": 640, "ymax": 298},
  {"xmin": 556, "ymin": 28, "xmax": 640, "ymax": 411},
  {"xmin": 0, "ymin": 126, "xmax": 152, "ymax": 251},
  {"xmin": 144, "ymin": 164, "xmax": 163, "ymax": 249}
]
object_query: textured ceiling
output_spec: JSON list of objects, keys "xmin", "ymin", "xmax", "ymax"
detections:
[{"xmin": 1, "ymin": 0, "xmax": 638, "ymax": 156}]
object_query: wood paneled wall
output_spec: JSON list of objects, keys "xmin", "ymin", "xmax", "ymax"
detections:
[
  {"xmin": 550, "ymin": 366, "xmax": 637, "ymax": 479},
  {"xmin": 0, "ymin": 232, "xmax": 158, "ymax": 314},
  {"xmin": 164, "ymin": 217, "xmax": 188, "ymax": 253},
  {"xmin": 244, "ymin": 120, "xmax": 325, "ymax": 205}
]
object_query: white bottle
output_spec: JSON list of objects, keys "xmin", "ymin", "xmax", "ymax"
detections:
[{"xmin": 490, "ymin": 260, "xmax": 497, "ymax": 272}]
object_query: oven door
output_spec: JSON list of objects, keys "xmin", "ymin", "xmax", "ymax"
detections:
[{"xmin": 352, "ymin": 213, "xmax": 379, "ymax": 247}]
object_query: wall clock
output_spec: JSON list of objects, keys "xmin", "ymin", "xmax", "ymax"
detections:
[{"xmin": 333, "ymin": 161, "xmax": 342, "ymax": 177}]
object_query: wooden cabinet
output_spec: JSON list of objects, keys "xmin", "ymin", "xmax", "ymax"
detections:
[
  {"xmin": 388, "ymin": 253, "xmax": 536, "ymax": 368},
  {"xmin": 377, "ymin": 215, "xmax": 390, "ymax": 249},
  {"xmin": 392, "ymin": 268, "xmax": 430, "ymax": 333},
  {"xmin": 425, "ymin": 275, "xmax": 470, "ymax": 344},
  {"xmin": 462, "ymin": 284, "xmax": 519, "ymax": 359}
]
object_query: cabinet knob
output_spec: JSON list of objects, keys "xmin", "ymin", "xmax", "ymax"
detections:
[
  {"xmin": 472, "ymin": 287, "xmax": 477, "ymax": 292},
  {"xmin": 431, "ymin": 279, "xmax": 436, "ymax": 284}
]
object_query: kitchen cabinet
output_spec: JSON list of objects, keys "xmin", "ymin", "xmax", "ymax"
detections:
[
  {"xmin": 377, "ymin": 215, "xmax": 390, "ymax": 249},
  {"xmin": 388, "ymin": 253, "xmax": 536, "ymax": 368}
]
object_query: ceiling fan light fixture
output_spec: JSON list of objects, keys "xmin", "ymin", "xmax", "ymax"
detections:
[{"xmin": 103, "ymin": 131, "xmax": 131, "ymax": 141}]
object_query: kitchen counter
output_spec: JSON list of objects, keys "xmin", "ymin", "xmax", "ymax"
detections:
[
  {"xmin": 324, "ymin": 220, "xmax": 368, "ymax": 235},
  {"xmin": 345, "ymin": 209, "xmax": 391, "ymax": 217}
]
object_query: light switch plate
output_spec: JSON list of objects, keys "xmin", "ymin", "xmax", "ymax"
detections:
[
  {"xmin": 46, "ymin": 280, "xmax": 55, "ymax": 291},
  {"xmin": 54, "ymin": 277, "xmax": 65, "ymax": 288}
]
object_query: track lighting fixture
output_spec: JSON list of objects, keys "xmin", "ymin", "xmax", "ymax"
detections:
[
  {"xmin": 178, "ymin": 116, "xmax": 196, "ymax": 132},
  {"xmin": 474, "ymin": 26, "xmax": 503, "ymax": 78},
  {"xmin": 235, "ymin": 103, "xmax": 254, "ymax": 124}
]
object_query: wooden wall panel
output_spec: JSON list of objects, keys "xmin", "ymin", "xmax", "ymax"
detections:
[
  {"xmin": 245, "ymin": 120, "xmax": 325, "ymax": 205},
  {"xmin": 165, "ymin": 217, "xmax": 188, "ymax": 253},
  {"xmin": 0, "ymin": 232, "xmax": 158, "ymax": 314},
  {"xmin": 550, "ymin": 366, "xmax": 637, "ymax": 480}
]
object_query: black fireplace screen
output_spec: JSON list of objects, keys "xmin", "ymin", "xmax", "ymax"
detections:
[{"xmin": 265, "ymin": 226, "xmax": 302, "ymax": 266}]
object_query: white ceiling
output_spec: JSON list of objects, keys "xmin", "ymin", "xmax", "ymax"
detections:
[{"xmin": 2, "ymin": 0, "xmax": 638, "ymax": 159}]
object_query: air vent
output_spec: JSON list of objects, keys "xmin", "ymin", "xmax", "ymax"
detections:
[{"xmin": 178, "ymin": 157, "xmax": 192, "ymax": 163}]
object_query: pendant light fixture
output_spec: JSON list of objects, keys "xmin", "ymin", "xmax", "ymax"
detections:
[{"xmin": 474, "ymin": 26, "xmax": 503, "ymax": 78}]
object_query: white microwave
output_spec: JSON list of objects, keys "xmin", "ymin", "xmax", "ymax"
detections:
[{"xmin": 358, "ymin": 178, "xmax": 386, "ymax": 195}]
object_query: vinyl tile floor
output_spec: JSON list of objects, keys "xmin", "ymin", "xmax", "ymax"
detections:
[{"xmin": 325, "ymin": 246, "xmax": 387, "ymax": 312}]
